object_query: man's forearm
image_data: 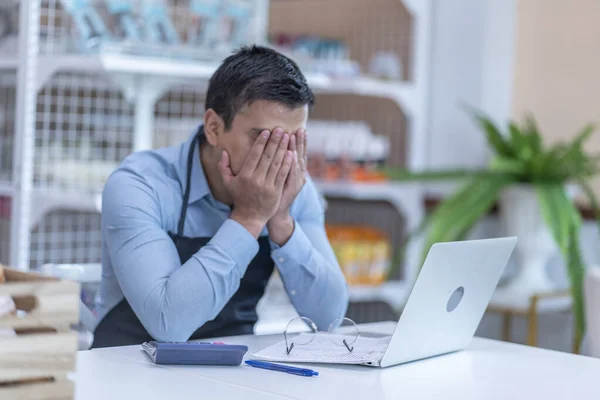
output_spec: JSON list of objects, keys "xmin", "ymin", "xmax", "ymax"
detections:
[
  {"xmin": 267, "ymin": 212, "xmax": 295, "ymax": 246},
  {"xmin": 279, "ymin": 255, "xmax": 349, "ymax": 330},
  {"xmin": 271, "ymin": 222, "xmax": 350, "ymax": 330}
]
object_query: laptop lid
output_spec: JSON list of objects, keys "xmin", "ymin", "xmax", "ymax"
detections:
[{"xmin": 379, "ymin": 237, "xmax": 517, "ymax": 368}]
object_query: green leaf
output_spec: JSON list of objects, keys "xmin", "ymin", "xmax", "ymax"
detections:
[
  {"xmin": 537, "ymin": 145, "xmax": 570, "ymax": 181},
  {"xmin": 572, "ymin": 124, "xmax": 595, "ymax": 148},
  {"xmin": 509, "ymin": 122, "xmax": 533, "ymax": 161},
  {"xmin": 381, "ymin": 167, "xmax": 503, "ymax": 182},
  {"xmin": 509, "ymin": 122, "xmax": 525, "ymax": 149},
  {"xmin": 536, "ymin": 184, "xmax": 571, "ymax": 251},
  {"xmin": 578, "ymin": 179, "xmax": 600, "ymax": 238},
  {"xmin": 445, "ymin": 179, "xmax": 509, "ymax": 240},
  {"xmin": 473, "ymin": 114, "xmax": 515, "ymax": 158},
  {"xmin": 551, "ymin": 124, "xmax": 596, "ymax": 180},
  {"xmin": 566, "ymin": 217, "xmax": 586, "ymax": 346},
  {"xmin": 419, "ymin": 184, "xmax": 478, "ymax": 263},
  {"xmin": 420, "ymin": 177, "xmax": 510, "ymax": 267},
  {"xmin": 489, "ymin": 156, "xmax": 525, "ymax": 176},
  {"xmin": 523, "ymin": 114, "xmax": 543, "ymax": 154},
  {"xmin": 529, "ymin": 152, "xmax": 551, "ymax": 181},
  {"xmin": 536, "ymin": 183, "xmax": 586, "ymax": 343}
]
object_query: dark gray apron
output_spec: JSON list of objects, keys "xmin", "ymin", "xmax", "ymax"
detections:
[{"xmin": 91, "ymin": 128, "xmax": 274, "ymax": 348}]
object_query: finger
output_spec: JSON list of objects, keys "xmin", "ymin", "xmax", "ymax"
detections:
[
  {"xmin": 285, "ymin": 157, "xmax": 298, "ymax": 188},
  {"xmin": 297, "ymin": 129, "xmax": 306, "ymax": 163},
  {"xmin": 266, "ymin": 133, "xmax": 290, "ymax": 183},
  {"xmin": 289, "ymin": 132, "xmax": 297, "ymax": 156},
  {"xmin": 243, "ymin": 130, "xmax": 271, "ymax": 171},
  {"xmin": 303, "ymin": 130, "xmax": 308, "ymax": 165},
  {"xmin": 256, "ymin": 127, "xmax": 284, "ymax": 176},
  {"xmin": 217, "ymin": 150, "xmax": 234, "ymax": 185},
  {"xmin": 275, "ymin": 151, "xmax": 294, "ymax": 189}
]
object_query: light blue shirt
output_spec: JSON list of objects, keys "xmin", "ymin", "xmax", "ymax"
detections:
[{"xmin": 96, "ymin": 131, "xmax": 349, "ymax": 342}]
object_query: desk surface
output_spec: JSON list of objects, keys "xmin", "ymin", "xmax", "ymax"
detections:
[{"xmin": 75, "ymin": 322, "xmax": 600, "ymax": 400}]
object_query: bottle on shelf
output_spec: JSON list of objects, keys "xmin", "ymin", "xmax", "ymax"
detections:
[
  {"xmin": 306, "ymin": 120, "xmax": 390, "ymax": 183},
  {"xmin": 326, "ymin": 224, "xmax": 392, "ymax": 286}
]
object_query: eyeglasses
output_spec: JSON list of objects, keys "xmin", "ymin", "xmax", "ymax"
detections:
[{"xmin": 283, "ymin": 316, "xmax": 361, "ymax": 355}]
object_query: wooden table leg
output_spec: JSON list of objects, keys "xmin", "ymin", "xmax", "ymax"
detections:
[
  {"xmin": 573, "ymin": 322, "xmax": 582, "ymax": 354},
  {"xmin": 527, "ymin": 296, "xmax": 539, "ymax": 347},
  {"xmin": 502, "ymin": 312, "xmax": 512, "ymax": 342}
]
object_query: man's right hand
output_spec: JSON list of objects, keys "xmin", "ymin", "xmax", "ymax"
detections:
[{"xmin": 218, "ymin": 129, "xmax": 294, "ymax": 238}]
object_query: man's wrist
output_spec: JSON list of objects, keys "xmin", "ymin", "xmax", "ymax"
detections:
[
  {"xmin": 267, "ymin": 212, "xmax": 295, "ymax": 246},
  {"xmin": 230, "ymin": 211, "xmax": 265, "ymax": 239}
]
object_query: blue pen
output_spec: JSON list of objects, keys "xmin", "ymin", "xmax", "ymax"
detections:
[{"xmin": 245, "ymin": 360, "xmax": 319, "ymax": 377}]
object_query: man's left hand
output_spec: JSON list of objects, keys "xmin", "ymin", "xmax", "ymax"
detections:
[{"xmin": 267, "ymin": 128, "xmax": 307, "ymax": 245}]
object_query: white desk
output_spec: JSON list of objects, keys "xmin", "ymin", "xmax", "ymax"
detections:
[{"xmin": 75, "ymin": 322, "xmax": 600, "ymax": 400}]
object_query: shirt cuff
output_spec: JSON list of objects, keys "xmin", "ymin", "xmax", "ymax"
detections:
[
  {"xmin": 210, "ymin": 219, "xmax": 260, "ymax": 272},
  {"xmin": 270, "ymin": 222, "xmax": 312, "ymax": 268}
]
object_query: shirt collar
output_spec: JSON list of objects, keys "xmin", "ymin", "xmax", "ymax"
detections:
[{"xmin": 178, "ymin": 125, "xmax": 211, "ymax": 204}]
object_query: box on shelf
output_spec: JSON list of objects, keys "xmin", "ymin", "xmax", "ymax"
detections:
[
  {"xmin": 0, "ymin": 264, "xmax": 80, "ymax": 400},
  {"xmin": 326, "ymin": 225, "xmax": 392, "ymax": 285}
]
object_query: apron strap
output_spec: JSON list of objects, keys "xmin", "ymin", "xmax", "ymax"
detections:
[{"xmin": 178, "ymin": 127, "xmax": 202, "ymax": 236}]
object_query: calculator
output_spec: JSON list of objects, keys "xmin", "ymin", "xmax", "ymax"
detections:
[{"xmin": 142, "ymin": 341, "xmax": 249, "ymax": 366}]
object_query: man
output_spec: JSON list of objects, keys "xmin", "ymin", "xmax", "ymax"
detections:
[{"xmin": 92, "ymin": 46, "xmax": 350, "ymax": 348}]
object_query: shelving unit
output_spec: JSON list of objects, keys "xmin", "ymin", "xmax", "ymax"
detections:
[
  {"xmin": 268, "ymin": 0, "xmax": 432, "ymax": 282},
  {"xmin": 315, "ymin": 180, "xmax": 421, "ymax": 217},
  {"xmin": 2, "ymin": 0, "xmax": 432, "ymax": 298}
]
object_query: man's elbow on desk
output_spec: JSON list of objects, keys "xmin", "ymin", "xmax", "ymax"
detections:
[
  {"xmin": 139, "ymin": 290, "xmax": 219, "ymax": 343},
  {"xmin": 147, "ymin": 325, "xmax": 187, "ymax": 344},
  {"xmin": 142, "ymin": 310, "xmax": 206, "ymax": 343},
  {"xmin": 333, "ymin": 285, "xmax": 351, "ymax": 326},
  {"xmin": 305, "ymin": 282, "xmax": 350, "ymax": 331}
]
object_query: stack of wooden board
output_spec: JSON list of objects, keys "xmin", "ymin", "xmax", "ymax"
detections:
[{"xmin": 0, "ymin": 265, "xmax": 80, "ymax": 399}]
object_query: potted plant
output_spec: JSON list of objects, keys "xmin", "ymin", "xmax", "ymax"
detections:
[{"xmin": 384, "ymin": 110, "xmax": 600, "ymax": 345}]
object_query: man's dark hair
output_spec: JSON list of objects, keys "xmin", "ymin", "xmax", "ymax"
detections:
[{"xmin": 205, "ymin": 45, "xmax": 315, "ymax": 130}]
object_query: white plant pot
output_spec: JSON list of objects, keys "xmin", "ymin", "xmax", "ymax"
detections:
[{"xmin": 498, "ymin": 184, "xmax": 563, "ymax": 296}]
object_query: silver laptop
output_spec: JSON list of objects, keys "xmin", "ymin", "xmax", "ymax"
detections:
[
  {"xmin": 253, "ymin": 237, "xmax": 517, "ymax": 367},
  {"xmin": 365, "ymin": 236, "xmax": 517, "ymax": 367}
]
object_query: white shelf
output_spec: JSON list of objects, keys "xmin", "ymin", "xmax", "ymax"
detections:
[
  {"xmin": 0, "ymin": 53, "xmax": 416, "ymax": 111},
  {"xmin": 0, "ymin": 52, "xmax": 218, "ymax": 79},
  {"xmin": 30, "ymin": 188, "xmax": 101, "ymax": 228},
  {"xmin": 44, "ymin": 53, "xmax": 219, "ymax": 80},
  {"xmin": 0, "ymin": 58, "xmax": 18, "ymax": 70},
  {"xmin": 308, "ymin": 74, "xmax": 416, "ymax": 116},
  {"xmin": 314, "ymin": 180, "xmax": 422, "ymax": 214},
  {"xmin": 0, "ymin": 183, "xmax": 13, "ymax": 197},
  {"xmin": 0, "ymin": 183, "xmax": 100, "ymax": 226}
]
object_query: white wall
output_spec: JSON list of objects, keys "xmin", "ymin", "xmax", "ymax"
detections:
[{"xmin": 426, "ymin": 0, "xmax": 516, "ymax": 195}]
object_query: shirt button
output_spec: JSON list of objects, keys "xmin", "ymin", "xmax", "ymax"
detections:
[
  {"xmin": 278, "ymin": 257, "xmax": 285, "ymax": 263},
  {"xmin": 290, "ymin": 290, "xmax": 297, "ymax": 296}
]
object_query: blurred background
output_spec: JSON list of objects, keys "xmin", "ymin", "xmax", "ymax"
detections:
[{"xmin": 1, "ymin": 0, "xmax": 600, "ymax": 356}]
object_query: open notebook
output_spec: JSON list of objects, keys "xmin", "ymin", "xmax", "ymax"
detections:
[{"xmin": 253, "ymin": 332, "xmax": 391, "ymax": 365}]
